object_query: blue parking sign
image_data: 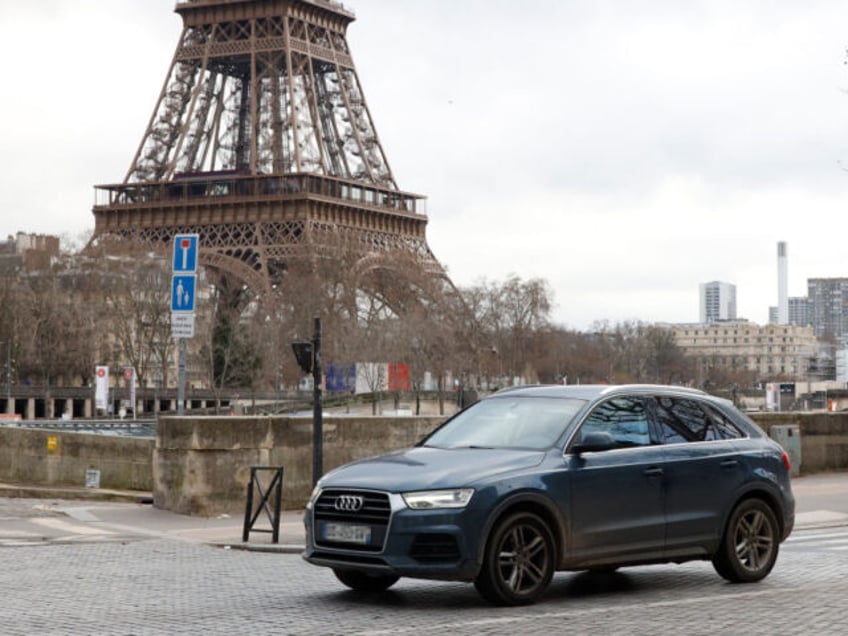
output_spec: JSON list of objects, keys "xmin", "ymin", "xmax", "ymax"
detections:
[
  {"xmin": 171, "ymin": 275, "xmax": 197, "ymax": 312},
  {"xmin": 172, "ymin": 234, "xmax": 199, "ymax": 273}
]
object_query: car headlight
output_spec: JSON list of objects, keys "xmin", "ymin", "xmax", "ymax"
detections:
[
  {"xmin": 306, "ymin": 484, "xmax": 322, "ymax": 510},
  {"xmin": 402, "ymin": 488, "xmax": 474, "ymax": 510}
]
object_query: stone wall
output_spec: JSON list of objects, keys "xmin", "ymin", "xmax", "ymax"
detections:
[
  {"xmin": 153, "ymin": 416, "xmax": 444, "ymax": 516},
  {"xmin": 4, "ymin": 412, "xmax": 848, "ymax": 517},
  {"xmin": 751, "ymin": 412, "xmax": 848, "ymax": 474},
  {"xmin": 0, "ymin": 426, "xmax": 154, "ymax": 491}
]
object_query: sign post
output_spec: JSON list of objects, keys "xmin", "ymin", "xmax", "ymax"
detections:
[
  {"xmin": 171, "ymin": 234, "xmax": 199, "ymax": 415},
  {"xmin": 94, "ymin": 365, "xmax": 109, "ymax": 413},
  {"xmin": 123, "ymin": 367, "xmax": 136, "ymax": 420}
]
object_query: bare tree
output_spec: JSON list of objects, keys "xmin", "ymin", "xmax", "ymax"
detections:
[
  {"xmin": 461, "ymin": 275, "xmax": 553, "ymax": 386},
  {"xmin": 98, "ymin": 250, "xmax": 173, "ymax": 390},
  {"xmin": 17, "ymin": 274, "xmax": 80, "ymax": 416}
]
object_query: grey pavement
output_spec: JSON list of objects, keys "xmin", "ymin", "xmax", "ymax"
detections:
[
  {"xmin": 0, "ymin": 483, "xmax": 305, "ymax": 552},
  {"xmin": 2, "ymin": 474, "xmax": 848, "ymax": 635},
  {"xmin": 1, "ymin": 471, "xmax": 847, "ymax": 554}
]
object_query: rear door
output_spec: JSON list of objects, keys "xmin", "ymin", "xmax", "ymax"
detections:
[{"xmin": 648, "ymin": 395, "xmax": 748, "ymax": 554}]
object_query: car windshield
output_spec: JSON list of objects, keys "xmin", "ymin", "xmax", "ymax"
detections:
[{"xmin": 423, "ymin": 396, "xmax": 587, "ymax": 450}]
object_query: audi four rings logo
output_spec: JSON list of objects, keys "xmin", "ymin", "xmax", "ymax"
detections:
[{"xmin": 334, "ymin": 495, "xmax": 364, "ymax": 512}]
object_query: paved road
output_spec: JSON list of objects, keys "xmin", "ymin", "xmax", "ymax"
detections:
[
  {"xmin": 2, "ymin": 472, "xmax": 847, "ymax": 634},
  {"xmin": 1, "ymin": 529, "xmax": 847, "ymax": 635}
]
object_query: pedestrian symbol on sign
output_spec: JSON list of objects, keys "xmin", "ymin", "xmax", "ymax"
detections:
[
  {"xmin": 175, "ymin": 279, "xmax": 190, "ymax": 308},
  {"xmin": 171, "ymin": 275, "xmax": 196, "ymax": 313}
]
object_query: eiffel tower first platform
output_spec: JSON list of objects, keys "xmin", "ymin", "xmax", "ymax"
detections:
[{"xmin": 91, "ymin": 0, "xmax": 446, "ymax": 300}]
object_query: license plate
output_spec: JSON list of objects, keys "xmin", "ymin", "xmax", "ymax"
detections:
[{"xmin": 322, "ymin": 522, "xmax": 372, "ymax": 545}]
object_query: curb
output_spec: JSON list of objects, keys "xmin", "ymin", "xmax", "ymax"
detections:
[
  {"xmin": 0, "ymin": 483, "xmax": 151, "ymax": 504},
  {"xmin": 214, "ymin": 542, "xmax": 305, "ymax": 555}
]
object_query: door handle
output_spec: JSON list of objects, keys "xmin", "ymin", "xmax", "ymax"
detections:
[
  {"xmin": 720, "ymin": 459, "xmax": 739, "ymax": 469},
  {"xmin": 643, "ymin": 467, "xmax": 664, "ymax": 477}
]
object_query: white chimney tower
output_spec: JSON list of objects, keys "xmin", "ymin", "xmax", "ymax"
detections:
[{"xmin": 777, "ymin": 241, "xmax": 788, "ymax": 324}]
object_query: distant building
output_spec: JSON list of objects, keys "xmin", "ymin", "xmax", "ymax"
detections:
[
  {"xmin": 768, "ymin": 297, "xmax": 810, "ymax": 327},
  {"xmin": 670, "ymin": 320, "xmax": 817, "ymax": 379},
  {"xmin": 835, "ymin": 349, "xmax": 848, "ymax": 383},
  {"xmin": 699, "ymin": 281, "xmax": 737, "ymax": 323},
  {"xmin": 777, "ymin": 241, "xmax": 788, "ymax": 324},
  {"xmin": 807, "ymin": 278, "xmax": 848, "ymax": 343},
  {"xmin": 0, "ymin": 232, "xmax": 60, "ymax": 275}
]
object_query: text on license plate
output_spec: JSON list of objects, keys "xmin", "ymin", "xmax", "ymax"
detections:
[{"xmin": 323, "ymin": 522, "xmax": 372, "ymax": 545}]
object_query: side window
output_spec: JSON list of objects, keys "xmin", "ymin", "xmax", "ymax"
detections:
[
  {"xmin": 702, "ymin": 404, "xmax": 744, "ymax": 440},
  {"xmin": 652, "ymin": 397, "xmax": 731, "ymax": 443},
  {"xmin": 580, "ymin": 396, "xmax": 651, "ymax": 448}
]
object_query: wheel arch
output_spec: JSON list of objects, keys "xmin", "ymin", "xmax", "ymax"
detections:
[
  {"xmin": 723, "ymin": 486, "xmax": 788, "ymax": 539},
  {"xmin": 476, "ymin": 493, "xmax": 568, "ymax": 568}
]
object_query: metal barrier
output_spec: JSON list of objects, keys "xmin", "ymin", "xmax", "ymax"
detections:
[
  {"xmin": 1, "ymin": 419, "xmax": 157, "ymax": 437},
  {"xmin": 242, "ymin": 466, "xmax": 284, "ymax": 543}
]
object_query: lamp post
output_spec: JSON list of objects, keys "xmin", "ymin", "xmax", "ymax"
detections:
[{"xmin": 292, "ymin": 317, "xmax": 323, "ymax": 486}]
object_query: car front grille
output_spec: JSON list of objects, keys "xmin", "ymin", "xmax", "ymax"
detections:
[{"xmin": 313, "ymin": 489, "xmax": 391, "ymax": 551}]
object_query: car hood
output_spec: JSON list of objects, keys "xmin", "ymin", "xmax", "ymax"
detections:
[{"xmin": 319, "ymin": 446, "xmax": 547, "ymax": 492}]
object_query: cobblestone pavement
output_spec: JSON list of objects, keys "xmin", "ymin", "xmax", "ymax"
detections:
[{"xmin": 1, "ymin": 528, "xmax": 847, "ymax": 636}]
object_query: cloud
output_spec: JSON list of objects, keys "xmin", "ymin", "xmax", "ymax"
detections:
[{"xmin": 2, "ymin": 0, "xmax": 848, "ymax": 331}]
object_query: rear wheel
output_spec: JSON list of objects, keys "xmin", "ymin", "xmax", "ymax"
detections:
[
  {"xmin": 712, "ymin": 499, "xmax": 780, "ymax": 583},
  {"xmin": 474, "ymin": 511, "xmax": 556, "ymax": 606},
  {"xmin": 333, "ymin": 569, "xmax": 399, "ymax": 593}
]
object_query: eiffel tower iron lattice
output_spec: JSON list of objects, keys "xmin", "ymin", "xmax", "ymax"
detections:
[{"xmin": 91, "ymin": 0, "xmax": 448, "ymax": 303}]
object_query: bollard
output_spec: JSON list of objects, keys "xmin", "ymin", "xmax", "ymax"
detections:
[{"xmin": 242, "ymin": 466, "xmax": 284, "ymax": 543}]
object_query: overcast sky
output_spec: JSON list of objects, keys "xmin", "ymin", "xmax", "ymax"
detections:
[{"xmin": 2, "ymin": 0, "xmax": 848, "ymax": 330}]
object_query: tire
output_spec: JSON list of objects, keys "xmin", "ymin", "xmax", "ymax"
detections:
[
  {"xmin": 712, "ymin": 499, "xmax": 780, "ymax": 583},
  {"xmin": 332, "ymin": 569, "xmax": 399, "ymax": 593},
  {"xmin": 474, "ymin": 511, "xmax": 556, "ymax": 606}
]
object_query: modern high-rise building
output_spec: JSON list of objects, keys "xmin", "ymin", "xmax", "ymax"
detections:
[
  {"xmin": 777, "ymin": 241, "xmax": 788, "ymax": 324},
  {"xmin": 807, "ymin": 278, "xmax": 848, "ymax": 342},
  {"xmin": 769, "ymin": 297, "xmax": 810, "ymax": 327},
  {"xmin": 699, "ymin": 281, "xmax": 737, "ymax": 323}
]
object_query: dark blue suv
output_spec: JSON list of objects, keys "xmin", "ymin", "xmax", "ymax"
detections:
[{"xmin": 303, "ymin": 385, "xmax": 795, "ymax": 605}]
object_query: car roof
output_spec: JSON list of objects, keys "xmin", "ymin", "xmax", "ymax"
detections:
[{"xmin": 487, "ymin": 384, "xmax": 708, "ymax": 401}]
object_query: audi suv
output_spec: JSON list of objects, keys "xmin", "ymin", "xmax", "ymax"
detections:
[{"xmin": 303, "ymin": 384, "xmax": 795, "ymax": 605}]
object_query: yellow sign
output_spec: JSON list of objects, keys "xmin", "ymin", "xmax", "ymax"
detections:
[{"xmin": 47, "ymin": 436, "xmax": 58, "ymax": 454}]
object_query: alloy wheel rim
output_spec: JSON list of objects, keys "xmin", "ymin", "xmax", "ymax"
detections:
[
  {"xmin": 496, "ymin": 523, "xmax": 550, "ymax": 594},
  {"xmin": 733, "ymin": 509, "xmax": 775, "ymax": 572}
]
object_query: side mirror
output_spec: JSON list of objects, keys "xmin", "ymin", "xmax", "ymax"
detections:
[{"xmin": 571, "ymin": 431, "xmax": 616, "ymax": 455}]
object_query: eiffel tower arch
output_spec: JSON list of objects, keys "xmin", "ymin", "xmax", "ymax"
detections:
[{"xmin": 90, "ymin": 0, "xmax": 451, "ymax": 320}]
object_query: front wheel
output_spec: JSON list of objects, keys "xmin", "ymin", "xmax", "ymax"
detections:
[
  {"xmin": 712, "ymin": 499, "xmax": 780, "ymax": 583},
  {"xmin": 333, "ymin": 569, "xmax": 399, "ymax": 593},
  {"xmin": 474, "ymin": 511, "xmax": 556, "ymax": 606}
]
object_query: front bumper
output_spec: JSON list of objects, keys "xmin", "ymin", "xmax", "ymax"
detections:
[{"xmin": 302, "ymin": 498, "xmax": 485, "ymax": 582}]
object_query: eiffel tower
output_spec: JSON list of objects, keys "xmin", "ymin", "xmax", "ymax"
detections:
[{"xmin": 91, "ymin": 0, "xmax": 446, "ymax": 306}]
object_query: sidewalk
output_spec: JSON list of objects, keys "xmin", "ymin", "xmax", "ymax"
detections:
[
  {"xmin": 2, "ymin": 472, "xmax": 847, "ymax": 554},
  {"xmin": 0, "ymin": 481, "xmax": 306, "ymax": 553}
]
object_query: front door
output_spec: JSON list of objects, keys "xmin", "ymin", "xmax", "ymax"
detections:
[{"xmin": 566, "ymin": 395, "xmax": 666, "ymax": 565}]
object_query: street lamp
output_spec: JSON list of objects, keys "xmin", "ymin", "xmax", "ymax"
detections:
[{"xmin": 292, "ymin": 317, "xmax": 323, "ymax": 486}]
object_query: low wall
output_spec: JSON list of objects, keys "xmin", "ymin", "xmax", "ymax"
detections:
[
  {"xmin": 153, "ymin": 416, "xmax": 444, "ymax": 516},
  {"xmin": 0, "ymin": 427, "xmax": 154, "ymax": 491},
  {"xmin": 751, "ymin": 413, "xmax": 848, "ymax": 474},
  {"xmin": 3, "ymin": 412, "xmax": 847, "ymax": 517}
]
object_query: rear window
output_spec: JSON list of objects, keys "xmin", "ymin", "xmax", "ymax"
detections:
[{"xmin": 652, "ymin": 397, "xmax": 743, "ymax": 443}]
